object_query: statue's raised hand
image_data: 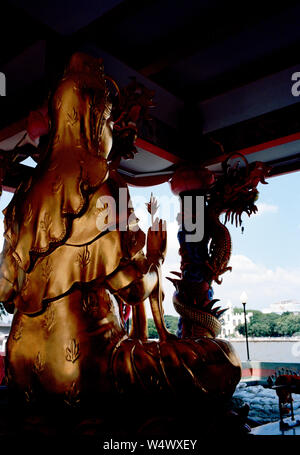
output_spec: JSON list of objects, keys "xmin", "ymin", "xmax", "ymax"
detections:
[{"xmin": 147, "ymin": 218, "xmax": 167, "ymax": 266}]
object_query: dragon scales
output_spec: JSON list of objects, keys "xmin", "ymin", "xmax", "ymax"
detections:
[{"xmin": 169, "ymin": 156, "xmax": 271, "ymax": 338}]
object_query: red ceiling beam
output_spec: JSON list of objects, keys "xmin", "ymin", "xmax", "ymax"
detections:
[
  {"xmin": 204, "ymin": 131, "xmax": 300, "ymax": 167},
  {"xmin": 135, "ymin": 138, "xmax": 182, "ymax": 164}
]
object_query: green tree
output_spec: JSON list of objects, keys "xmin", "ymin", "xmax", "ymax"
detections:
[
  {"xmin": 148, "ymin": 318, "xmax": 159, "ymax": 339},
  {"xmin": 274, "ymin": 312, "xmax": 300, "ymax": 336},
  {"xmin": 164, "ymin": 315, "xmax": 179, "ymax": 334},
  {"xmin": 233, "ymin": 308, "xmax": 244, "ymax": 315},
  {"xmin": 236, "ymin": 310, "xmax": 300, "ymax": 337},
  {"xmin": 129, "ymin": 315, "xmax": 180, "ymax": 339},
  {"xmin": 148, "ymin": 315, "xmax": 179, "ymax": 338}
]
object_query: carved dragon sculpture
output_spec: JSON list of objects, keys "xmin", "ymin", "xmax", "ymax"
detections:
[
  {"xmin": 169, "ymin": 154, "xmax": 271, "ymax": 337},
  {"xmin": 206, "ymin": 156, "xmax": 271, "ymax": 284}
]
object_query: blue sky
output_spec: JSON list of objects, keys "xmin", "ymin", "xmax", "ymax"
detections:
[
  {"xmin": 131, "ymin": 172, "xmax": 300, "ymax": 314},
  {"xmin": 0, "ymin": 170, "xmax": 299, "ymax": 316},
  {"xmin": 228, "ymin": 172, "xmax": 300, "ymax": 270}
]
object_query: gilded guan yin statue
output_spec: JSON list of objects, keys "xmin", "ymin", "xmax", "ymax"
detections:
[{"xmin": 0, "ymin": 53, "xmax": 242, "ymax": 434}]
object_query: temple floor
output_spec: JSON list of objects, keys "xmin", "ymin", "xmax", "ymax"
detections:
[{"xmin": 0, "ymin": 385, "xmax": 256, "ymax": 449}]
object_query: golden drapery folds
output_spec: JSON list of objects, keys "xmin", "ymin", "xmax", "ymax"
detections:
[
  {"xmin": 0, "ymin": 53, "xmax": 241, "ymax": 423},
  {"xmin": 3, "ymin": 54, "xmax": 111, "ymax": 273}
]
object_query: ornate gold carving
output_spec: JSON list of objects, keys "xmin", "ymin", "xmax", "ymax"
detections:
[
  {"xmin": 41, "ymin": 257, "xmax": 53, "ymax": 281},
  {"xmin": 0, "ymin": 53, "xmax": 242, "ymax": 414},
  {"xmin": 48, "ymin": 162, "xmax": 58, "ymax": 172},
  {"xmin": 76, "ymin": 245, "xmax": 91, "ymax": 270},
  {"xmin": 80, "ymin": 166, "xmax": 92, "ymax": 191},
  {"xmin": 23, "ymin": 202, "xmax": 33, "ymax": 226},
  {"xmin": 52, "ymin": 174, "xmax": 63, "ymax": 193},
  {"xmin": 11, "ymin": 204, "xmax": 16, "ymax": 220},
  {"xmin": 11, "ymin": 318, "xmax": 23, "ymax": 342},
  {"xmin": 56, "ymin": 96, "xmax": 62, "ymax": 111},
  {"xmin": 64, "ymin": 381, "xmax": 80, "ymax": 407},
  {"xmin": 40, "ymin": 212, "xmax": 52, "ymax": 232},
  {"xmin": 82, "ymin": 290, "xmax": 99, "ymax": 315},
  {"xmin": 67, "ymin": 107, "xmax": 78, "ymax": 126},
  {"xmin": 149, "ymin": 375, "xmax": 163, "ymax": 391},
  {"xmin": 24, "ymin": 386, "xmax": 35, "ymax": 404},
  {"xmin": 23, "ymin": 176, "xmax": 32, "ymax": 193},
  {"xmin": 21, "ymin": 274, "xmax": 29, "ymax": 297},
  {"xmin": 33, "ymin": 352, "xmax": 45, "ymax": 375},
  {"xmin": 66, "ymin": 339, "xmax": 80, "ymax": 363},
  {"xmin": 42, "ymin": 305, "xmax": 56, "ymax": 333}
]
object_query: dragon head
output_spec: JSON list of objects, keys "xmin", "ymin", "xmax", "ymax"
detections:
[{"xmin": 213, "ymin": 157, "xmax": 271, "ymax": 226}]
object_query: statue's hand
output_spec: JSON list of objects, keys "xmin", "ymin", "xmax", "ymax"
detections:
[{"xmin": 147, "ymin": 218, "xmax": 167, "ymax": 266}]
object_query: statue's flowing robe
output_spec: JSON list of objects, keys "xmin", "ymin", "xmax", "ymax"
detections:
[
  {"xmin": 0, "ymin": 53, "xmax": 241, "ymax": 409},
  {"xmin": 0, "ymin": 53, "xmax": 147, "ymax": 315}
]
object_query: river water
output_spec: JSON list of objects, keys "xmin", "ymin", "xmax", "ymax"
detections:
[
  {"xmin": 2, "ymin": 332, "xmax": 300, "ymax": 363},
  {"xmin": 229, "ymin": 338, "xmax": 300, "ymax": 363}
]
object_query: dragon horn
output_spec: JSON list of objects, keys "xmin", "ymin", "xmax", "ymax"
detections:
[
  {"xmin": 216, "ymin": 308, "xmax": 228, "ymax": 318},
  {"xmin": 166, "ymin": 277, "xmax": 180, "ymax": 290},
  {"xmin": 166, "ymin": 277, "xmax": 178, "ymax": 284},
  {"xmin": 203, "ymin": 298, "xmax": 220, "ymax": 308},
  {"xmin": 211, "ymin": 306, "xmax": 221, "ymax": 315},
  {"xmin": 170, "ymin": 271, "xmax": 182, "ymax": 278},
  {"xmin": 203, "ymin": 299, "xmax": 220, "ymax": 311}
]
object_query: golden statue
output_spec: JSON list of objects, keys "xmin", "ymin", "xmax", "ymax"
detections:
[{"xmin": 0, "ymin": 53, "xmax": 241, "ymax": 435}]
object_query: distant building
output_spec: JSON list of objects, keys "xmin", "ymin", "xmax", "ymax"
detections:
[
  {"xmin": 262, "ymin": 300, "xmax": 300, "ymax": 315},
  {"xmin": 219, "ymin": 301, "xmax": 253, "ymax": 338}
]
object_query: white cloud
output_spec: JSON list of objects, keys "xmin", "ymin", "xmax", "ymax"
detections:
[
  {"xmin": 157, "ymin": 252, "xmax": 300, "ymax": 317},
  {"xmin": 212, "ymin": 254, "xmax": 300, "ymax": 311},
  {"xmin": 255, "ymin": 203, "xmax": 279, "ymax": 216},
  {"xmin": 151, "ymin": 218, "xmax": 300, "ymax": 316}
]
